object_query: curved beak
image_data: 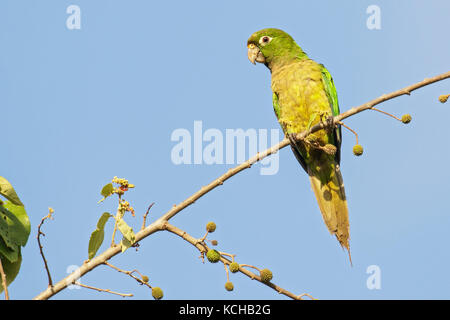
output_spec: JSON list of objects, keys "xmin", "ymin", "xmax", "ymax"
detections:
[{"xmin": 247, "ymin": 44, "xmax": 265, "ymax": 64}]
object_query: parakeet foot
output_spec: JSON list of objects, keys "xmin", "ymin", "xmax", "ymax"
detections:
[{"xmin": 321, "ymin": 114, "xmax": 335, "ymax": 132}]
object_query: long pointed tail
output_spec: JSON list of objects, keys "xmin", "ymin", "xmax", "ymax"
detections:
[{"xmin": 308, "ymin": 163, "xmax": 351, "ymax": 263}]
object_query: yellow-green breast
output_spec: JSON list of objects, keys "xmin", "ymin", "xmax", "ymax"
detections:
[{"xmin": 271, "ymin": 58, "xmax": 332, "ymax": 144}]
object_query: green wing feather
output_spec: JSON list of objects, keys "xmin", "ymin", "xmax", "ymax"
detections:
[
  {"xmin": 272, "ymin": 92, "xmax": 281, "ymax": 119},
  {"xmin": 320, "ymin": 65, "xmax": 342, "ymax": 163},
  {"xmin": 320, "ymin": 65, "xmax": 339, "ymax": 116}
]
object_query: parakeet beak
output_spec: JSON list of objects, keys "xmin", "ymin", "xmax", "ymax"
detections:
[{"xmin": 247, "ymin": 43, "xmax": 265, "ymax": 64}]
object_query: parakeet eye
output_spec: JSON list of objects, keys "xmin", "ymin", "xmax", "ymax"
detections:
[{"xmin": 259, "ymin": 36, "xmax": 272, "ymax": 46}]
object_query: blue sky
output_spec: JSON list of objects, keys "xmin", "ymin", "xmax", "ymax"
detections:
[{"xmin": 1, "ymin": 0, "xmax": 450, "ymax": 300}]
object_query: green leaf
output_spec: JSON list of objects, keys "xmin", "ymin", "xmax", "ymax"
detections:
[
  {"xmin": 120, "ymin": 237, "xmax": 132, "ymax": 253},
  {"xmin": 98, "ymin": 183, "xmax": 114, "ymax": 203},
  {"xmin": 0, "ymin": 237, "xmax": 19, "ymax": 263},
  {"xmin": 0, "ymin": 206, "xmax": 20, "ymax": 255},
  {"xmin": 0, "ymin": 202, "xmax": 31, "ymax": 253},
  {"xmin": 88, "ymin": 212, "xmax": 112, "ymax": 259},
  {"xmin": 117, "ymin": 218, "xmax": 135, "ymax": 253},
  {"xmin": 0, "ymin": 177, "xmax": 24, "ymax": 207},
  {"xmin": 101, "ymin": 183, "xmax": 114, "ymax": 197},
  {"xmin": 117, "ymin": 219, "xmax": 135, "ymax": 243},
  {"xmin": 2, "ymin": 201, "xmax": 31, "ymax": 247},
  {"xmin": 0, "ymin": 251, "xmax": 22, "ymax": 293},
  {"xmin": 0, "ymin": 207, "xmax": 13, "ymax": 248},
  {"xmin": 96, "ymin": 212, "xmax": 112, "ymax": 230}
]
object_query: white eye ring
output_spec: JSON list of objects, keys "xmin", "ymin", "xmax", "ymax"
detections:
[{"xmin": 259, "ymin": 36, "xmax": 272, "ymax": 46}]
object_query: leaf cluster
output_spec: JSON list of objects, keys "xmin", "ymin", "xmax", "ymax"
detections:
[{"xmin": 0, "ymin": 177, "xmax": 30, "ymax": 292}]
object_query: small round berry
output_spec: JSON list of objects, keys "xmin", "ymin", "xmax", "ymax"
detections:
[
  {"xmin": 401, "ymin": 114, "xmax": 412, "ymax": 124},
  {"xmin": 225, "ymin": 282, "xmax": 234, "ymax": 291},
  {"xmin": 142, "ymin": 275, "xmax": 149, "ymax": 283},
  {"xmin": 353, "ymin": 144, "xmax": 364, "ymax": 156},
  {"xmin": 260, "ymin": 269, "xmax": 273, "ymax": 282},
  {"xmin": 152, "ymin": 287, "xmax": 163, "ymax": 300},
  {"xmin": 229, "ymin": 262, "xmax": 240, "ymax": 273},
  {"xmin": 206, "ymin": 249, "xmax": 221, "ymax": 263},
  {"xmin": 210, "ymin": 240, "xmax": 218, "ymax": 246},
  {"xmin": 206, "ymin": 222, "xmax": 216, "ymax": 233}
]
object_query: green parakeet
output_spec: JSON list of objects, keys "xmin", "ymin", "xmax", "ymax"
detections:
[{"xmin": 247, "ymin": 28, "xmax": 351, "ymax": 261}]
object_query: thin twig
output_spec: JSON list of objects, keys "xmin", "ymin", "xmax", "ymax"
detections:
[
  {"xmin": 104, "ymin": 261, "xmax": 152, "ymax": 289},
  {"xmin": 74, "ymin": 281, "xmax": 133, "ymax": 297},
  {"xmin": 370, "ymin": 107, "xmax": 403, "ymax": 122},
  {"xmin": 239, "ymin": 264, "xmax": 262, "ymax": 273},
  {"xmin": 33, "ymin": 71, "xmax": 450, "ymax": 300},
  {"xmin": 37, "ymin": 208, "xmax": 54, "ymax": 288},
  {"xmin": 0, "ymin": 256, "xmax": 9, "ymax": 300},
  {"xmin": 337, "ymin": 121, "xmax": 360, "ymax": 145},
  {"xmin": 111, "ymin": 195, "xmax": 123, "ymax": 246},
  {"xmin": 141, "ymin": 202, "xmax": 155, "ymax": 230},
  {"xmin": 298, "ymin": 293, "xmax": 316, "ymax": 300},
  {"xmin": 219, "ymin": 252, "xmax": 236, "ymax": 262},
  {"xmin": 199, "ymin": 231, "xmax": 209, "ymax": 242},
  {"xmin": 224, "ymin": 263, "xmax": 230, "ymax": 282},
  {"xmin": 111, "ymin": 217, "xmax": 118, "ymax": 247}
]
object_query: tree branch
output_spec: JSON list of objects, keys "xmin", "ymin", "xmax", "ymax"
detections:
[
  {"xmin": 104, "ymin": 261, "xmax": 152, "ymax": 289},
  {"xmin": 37, "ymin": 208, "xmax": 54, "ymax": 289},
  {"xmin": 0, "ymin": 256, "xmax": 9, "ymax": 300},
  {"xmin": 33, "ymin": 71, "xmax": 450, "ymax": 300},
  {"xmin": 141, "ymin": 202, "xmax": 155, "ymax": 231},
  {"xmin": 74, "ymin": 281, "xmax": 133, "ymax": 297},
  {"xmin": 161, "ymin": 221, "xmax": 312, "ymax": 300}
]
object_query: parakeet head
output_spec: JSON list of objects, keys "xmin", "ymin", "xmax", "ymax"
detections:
[{"xmin": 247, "ymin": 28, "xmax": 306, "ymax": 69}]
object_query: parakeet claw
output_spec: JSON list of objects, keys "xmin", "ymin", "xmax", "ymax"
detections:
[
  {"xmin": 325, "ymin": 115, "xmax": 335, "ymax": 130},
  {"xmin": 317, "ymin": 112, "xmax": 335, "ymax": 132}
]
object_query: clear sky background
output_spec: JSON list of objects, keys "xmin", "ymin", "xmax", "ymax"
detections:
[{"xmin": 1, "ymin": 0, "xmax": 450, "ymax": 300}]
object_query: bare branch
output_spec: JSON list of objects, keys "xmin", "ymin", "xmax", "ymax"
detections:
[
  {"xmin": 224, "ymin": 263, "xmax": 230, "ymax": 282},
  {"xmin": 156, "ymin": 71, "xmax": 450, "ymax": 226},
  {"xmin": 141, "ymin": 202, "xmax": 155, "ymax": 231},
  {"xmin": 370, "ymin": 107, "xmax": 403, "ymax": 122},
  {"xmin": 104, "ymin": 261, "xmax": 152, "ymax": 289},
  {"xmin": 74, "ymin": 281, "xmax": 133, "ymax": 297},
  {"xmin": 0, "ymin": 256, "xmax": 9, "ymax": 300},
  {"xmin": 37, "ymin": 208, "xmax": 54, "ymax": 288},
  {"xmin": 33, "ymin": 71, "xmax": 450, "ymax": 300},
  {"xmin": 297, "ymin": 293, "xmax": 316, "ymax": 300},
  {"xmin": 239, "ymin": 264, "xmax": 262, "ymax": 273},
  {"xmin": 337, "ymin": 121, "xmax": 360, "ymax": 145}
]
